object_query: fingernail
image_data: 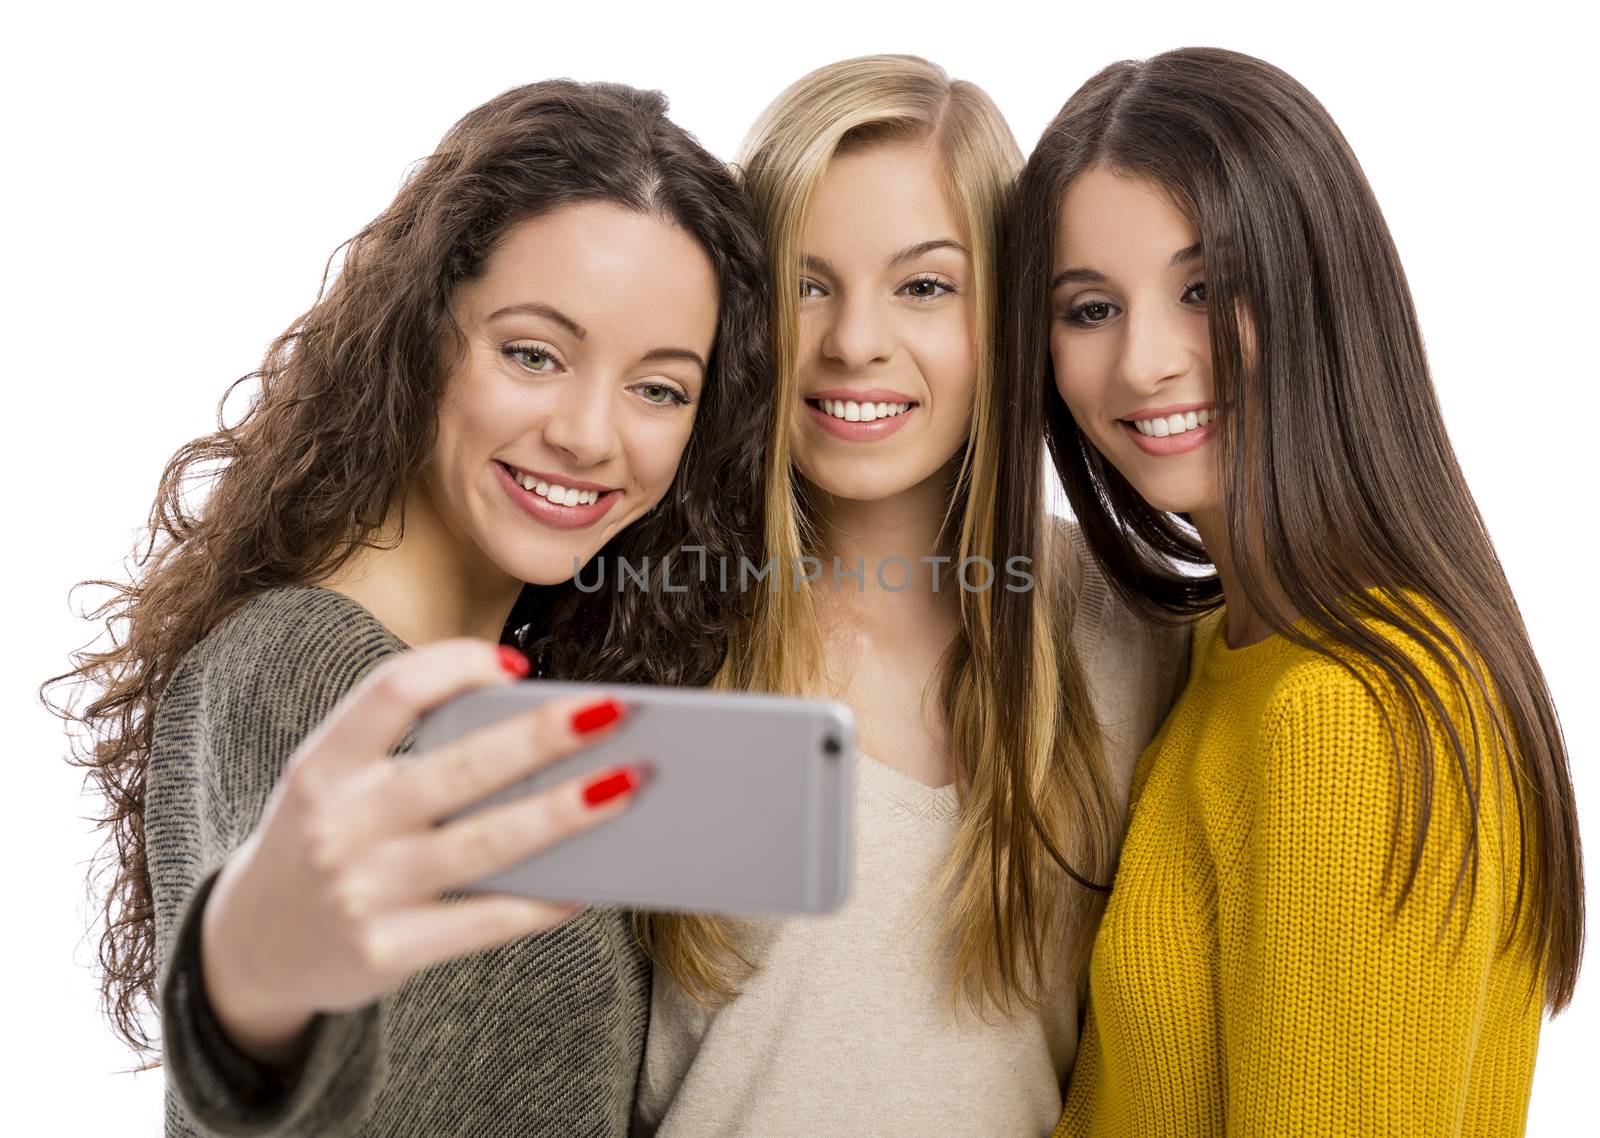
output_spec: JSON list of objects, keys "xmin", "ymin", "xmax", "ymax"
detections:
[
  {"xmin": 571, "ymin": 698, "xmax": 625, "ymax": 736},
  {"xmin": 497, "ymin": 645, "xmax": 530, "ymax": 678},
  {"xmin": 581, "ymin": 766, "xmax": 639, "ymax": 808}
]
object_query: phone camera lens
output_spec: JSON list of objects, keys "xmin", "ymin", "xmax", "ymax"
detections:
[{"xmin": 822, "ymin": 735, "xmax": 842, "ymax": 756}]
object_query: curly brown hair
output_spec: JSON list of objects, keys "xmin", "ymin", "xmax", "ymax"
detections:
[{"xmin": 45, "ymin": 79, "xmax": 773, "ymax": 1063}]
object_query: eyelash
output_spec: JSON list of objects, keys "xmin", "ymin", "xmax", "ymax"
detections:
[
  {"xmin": 501, "ymin": 344, "xmax": 691, "ymax": 408},
  {"xmin": 631, "ymin": 382, "xmax": 693, "ymax": 408},
  {"xmin": 503, "ymin": 342, "xmax": 564, "ymax": 374},
  {"xmin": 899, "ymin": 274, "xmax": 958, "ymax": 301},
  {"xmin": 1063, "ymin": 279, "xmax": 1208, "ymax": 326},
  {"xmin": 797, "ymin": 275, "xmax": 960, "ymax": 301}
]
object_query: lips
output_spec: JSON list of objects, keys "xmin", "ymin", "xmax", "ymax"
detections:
[
  {"xmin": 1115, "ymin": 404, "xmax": 1219, "ymax": 457},
  {"xmin": 1120, "ymin": 403, "xmax": 1217, "ymax": 439},
  {"xmin": 493, "ymin": 461, "xmax": 620, "ymax": 530},
  {"xmin": 802, "ymin": 388, "xmax": 920, "ymax": 442},
  {"xmin": 803, "ymin": 399, "xmax": 917, "ymax": 442}
]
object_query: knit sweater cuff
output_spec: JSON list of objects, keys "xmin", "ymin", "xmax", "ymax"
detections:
[{"xmin": 162, "ymin": 869, "xmax": 386, "ymax": 1137}]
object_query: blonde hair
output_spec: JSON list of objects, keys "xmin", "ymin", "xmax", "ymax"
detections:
[{"xmin": 639, "ymin": 54, "xmax": 1119, "ymax": 1016}]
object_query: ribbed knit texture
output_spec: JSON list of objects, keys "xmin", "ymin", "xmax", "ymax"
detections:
[
  {"xmin": 147, "ymin": 586, "xmax": 650, "ymax": 1137},
  {"xmin": 1057, "ymin": 602, "xmax": 1543, "ymax": 1138}
]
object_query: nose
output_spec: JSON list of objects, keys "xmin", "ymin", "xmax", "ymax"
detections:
[
  {"xmin": 820, "ymin": 292, "xmax": 895, "ymax": 371},
  {"xmin": 1115, "ymin": 303, "xmax": 1195, "ymax": 395},
  {"xmin": 541, "ymin": 375, "xmax": 622, "ymax": 468}
]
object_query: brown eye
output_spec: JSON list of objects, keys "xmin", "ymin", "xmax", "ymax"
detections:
[
  {"xmin": 1182, "ymin": 280, "xmax": 1208, "ymax": 305},
  {"xmin": 1068, "ymin": 300, "xmax": 1118, "ymax": 326},
  {"xmin": 899, "ymin": 275, "xmax": 955, "ymax": 301}
]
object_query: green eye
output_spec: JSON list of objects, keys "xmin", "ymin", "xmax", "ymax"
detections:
[
  {"xmin": 505, "ymin": 345, "xmax": 557, "ymax": 373},
  {"xmin": 637, "ymin": 383, "xmax": 681, "ymax": 406}
]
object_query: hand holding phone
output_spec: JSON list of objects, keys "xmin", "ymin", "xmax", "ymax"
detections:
[
  {"xmin": 413, "ymin": 682, "xmax": 857, "ymax": 916},
  {"xmin": 199, "ymin": 640, "xmax": 639, "ymax": 1071}
]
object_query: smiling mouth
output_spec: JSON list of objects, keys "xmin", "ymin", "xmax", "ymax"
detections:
[
  {"xmin": 496, "ymin": 461, "xmax": 615, "ymax": 508},
  {"xmin": 805, "ymin": 397, "xmax": 918, "ymax": 423},
  {"xmin": 1122, "ymin": 406, "xmax": 1217, "ymax": 438}
]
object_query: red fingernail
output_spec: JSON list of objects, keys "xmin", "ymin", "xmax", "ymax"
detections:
[
  {"xmin": 497, "ymin": 645, "xmax": 530, "ymax": 678},
  {"xmin": 582, "ymin": 766, "xmax": 638, "ymax": 808},
  {"xmin": 572, "ymin": 698, "xmax": 625, "ymax": 735}
]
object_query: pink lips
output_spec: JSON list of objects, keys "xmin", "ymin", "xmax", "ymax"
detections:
[
  {"xmin": 1117, "ymin": 404, "xmax": 1219, "ymax": 457},
  {"xmin": 494, "ymin": 461, "xmax": 619, "ymax": 530},
  {"xmin": 804, "ymin": 391, "xmax": 919, "ymax": 443}
]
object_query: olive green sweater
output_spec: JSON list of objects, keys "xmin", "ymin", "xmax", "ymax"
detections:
[{"xmin": 147, "ymin": 586, "xmax": 650, "ymax": 1137}]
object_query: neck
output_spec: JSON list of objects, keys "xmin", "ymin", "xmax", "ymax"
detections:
[
  {"xmin": 807, "ymin": 460, "xmax": 963, "ymax": 623},
  {"xmin": 1188, "ymin": 504, "xmax": 1276, "ymax": 649},
  {"xmin": 317, "ymin": 481, "xmax": 525, "ymax": 646}
]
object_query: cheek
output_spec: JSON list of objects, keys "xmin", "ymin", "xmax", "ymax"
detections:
[
  {"xmin": 786, "ymin": 408, "xmax": 819, "ymax": 482},
  {"xmin": 914, "ymin": 312, "xmax": 978, "ymax": 409},
  {"xmin": 426, "ymin": 377, "xmax": 477, "ymax": 486},
  {"xmin": 1049, "ymin": 331, "xmax": 1093, "ymax": 415},
  {"xmin": 795, "ymin": 309, "xmax": 828, "ymax": 368},
  {"xmin": 442, "ymin": 359, "xmax": 526, "ymax": 448},
  {"xmin": 624, "ymin": 410, "xmax": 697, "ymax": 496}
]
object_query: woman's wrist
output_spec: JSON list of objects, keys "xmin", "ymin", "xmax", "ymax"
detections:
[{"xmin": 198, "ymin": 892, "xmax": 317, "ymax": 1075}]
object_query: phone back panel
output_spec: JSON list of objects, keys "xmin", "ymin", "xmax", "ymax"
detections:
[{"xmin": 411, "ymin": 682, "xmax": 856, "ymax": 915}]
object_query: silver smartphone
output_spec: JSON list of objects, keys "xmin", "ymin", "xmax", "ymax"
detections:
[{"xmin": 410, "ymin": 682, "xmax": 856, "ymax": 915}]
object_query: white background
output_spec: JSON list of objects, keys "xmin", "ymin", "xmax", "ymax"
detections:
[{"xmin": 5, "ymin": 1, "xmax": 1594, "ymax": 1132}]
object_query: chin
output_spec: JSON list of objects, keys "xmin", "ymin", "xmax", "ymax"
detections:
[
  {"xmin": 489, "ymin": 537, "xmax": 597, "ymax": 588},
  {"xmin": 1125, "ymin": 481, "xmax": 1208, "ymax": 517},
  {"xmin": 802, "ymin": 463, "xmax": 930, "ymax": 503},
  {"xmin": 805, "ymin": 443, "xmax": 961, "ymax": 495}
]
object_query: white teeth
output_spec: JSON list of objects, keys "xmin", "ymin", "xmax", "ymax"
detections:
[
  {"xmin": 1131, "ymin": 407, "xmax": 1218, "ymax": 439},
  {"xmin": 817, "ymin": 399, "xmax": 913, "ymax": 422},
  {"xmin": 508, "ymin": 467, "xmax": 603, "ymax": 506}
]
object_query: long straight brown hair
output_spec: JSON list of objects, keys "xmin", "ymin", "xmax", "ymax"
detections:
[
  {"xmin": 643, "ymin": 54, "xmax": 1118, "ymax": 1016},
  {"xmin": 1004, "ymin": 47, "xmax": 1582, "ymax": 1011}
]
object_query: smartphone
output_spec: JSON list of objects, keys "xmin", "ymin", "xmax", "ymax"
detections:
[{"xmin": 410, "ymin": 681, "xmax": 856, "ymax": 915}]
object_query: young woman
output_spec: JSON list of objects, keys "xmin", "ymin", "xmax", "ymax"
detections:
[
  {"xmin": 633, "ymin": 55, "xmax": 1187, "ymax": 1135},
  {"xmin": 52, "ymin": 81, "xmax": 771, "ymax": 1136},
  {"xmin": 1003, "ymin": 47, "xmax": 1584, "ymax": 1135}
]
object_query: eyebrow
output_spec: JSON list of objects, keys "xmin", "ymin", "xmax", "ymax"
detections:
[
  {"xmin": 486, "ymin": 302, "xmax": 587, "ymax": 339},
  {"xmin": 1050, "ymin": 242, "xmax": 1206, "ymax": 291},
  {"xmin": 485, "ymin": 302, "xmax": 706, "ymax": 374},
  {"xmin": 801, "ymin": 238, "xmax": 970, "ymax": 279},
  {"xmin": 641, "ymin": 347, "xmax": 707, "ymax": 374}
]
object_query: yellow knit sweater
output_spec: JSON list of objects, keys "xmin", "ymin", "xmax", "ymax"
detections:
[{"xmin": 1057, "ymin": 603, "xmax": 1544, "ymax": 1137}]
